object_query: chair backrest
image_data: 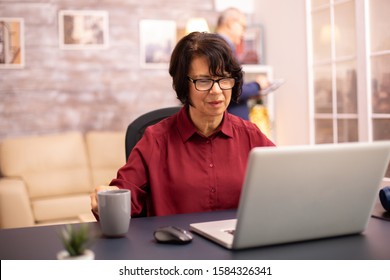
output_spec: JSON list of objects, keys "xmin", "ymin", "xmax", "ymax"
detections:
[{"xmin": 125, "ymin": 106, "xmax": 182, "ymax": 160}]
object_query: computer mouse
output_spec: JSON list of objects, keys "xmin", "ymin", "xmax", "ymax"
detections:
[{"xmin": 153, "ymin": 226, "xmax": 193, "ymax": 244}]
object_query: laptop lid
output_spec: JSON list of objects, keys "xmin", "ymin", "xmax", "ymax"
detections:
[{"xmin": 190, "ymin": 142, "xmax": 390, "ymax": 250}]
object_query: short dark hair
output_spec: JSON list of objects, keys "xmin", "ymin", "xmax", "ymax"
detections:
[{"xmin": 169, "ymin": 32, "xmax": 243, "ymax": 106}]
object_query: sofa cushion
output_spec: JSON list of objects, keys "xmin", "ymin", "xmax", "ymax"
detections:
[
  {"xmin": 32, "ymin": 194, "xmax": 91, "ymax": 223},
  {"xmin": 0, "ymin": 178, "xmax": 35, "ymax": 228},
  {"xmin": 85, "ymin": 131, "xmax": 125, "ymax": 187},
  {"xmin": 0, "ymin": 132, "xmax": 92, "ymax": 199}
]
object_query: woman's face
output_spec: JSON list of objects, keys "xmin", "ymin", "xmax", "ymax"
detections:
[{"xmin": 187, "ymin": 56, "xmax": 232, "ymax": 119}]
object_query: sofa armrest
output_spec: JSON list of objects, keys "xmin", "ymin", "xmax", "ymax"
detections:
[{"xmin": 0, "ymin": 178, "xmax": 35, "ymax": 228}]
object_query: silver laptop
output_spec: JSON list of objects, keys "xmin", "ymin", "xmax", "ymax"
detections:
[{"xmin": 190, "ymin": 142, "xmax": 390, "ymax": 250}]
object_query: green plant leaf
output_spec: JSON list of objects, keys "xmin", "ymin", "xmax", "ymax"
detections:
[{"xmin": 58, "ymin": 224, "xmax": 91, "ymax": 256}]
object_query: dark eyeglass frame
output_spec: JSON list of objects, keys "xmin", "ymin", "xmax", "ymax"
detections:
[{"xmin": 187, "ymin": 76, "xmax": 236, "ymax": 91}]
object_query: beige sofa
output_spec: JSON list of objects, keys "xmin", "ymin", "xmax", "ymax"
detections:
[{"xmin": 0, "ymin": 131, "xmax": 126, "ymax": 229}]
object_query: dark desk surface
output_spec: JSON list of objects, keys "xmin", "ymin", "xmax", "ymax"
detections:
[{"xmin": 1, "ymin": 209, "xmax": 390, "ymax": 260}]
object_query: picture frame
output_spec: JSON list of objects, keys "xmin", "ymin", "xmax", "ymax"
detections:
[
  {"xmin": 58, "ymin": 10, "xmax": 109, "ymax": 50},
  {"xmin": 139, "ymin": 20, "xmax": 176, "ymax": 69},
  {"xmin": 0, "ymin": 17, "xmax": 24, "ymax": 69},
  {"xmin": 237, "ymin": 25, "xmax": 265, "ymax": 65}
]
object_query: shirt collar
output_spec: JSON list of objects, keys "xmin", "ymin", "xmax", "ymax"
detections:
[{"xmin": 177, "ymin": 106, "xmax": 234, "ymax": 142}]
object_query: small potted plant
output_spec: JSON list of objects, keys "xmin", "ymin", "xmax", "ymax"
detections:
[{"xmin": 57, "ymin": 224, "xmax": 95, "ymax": 260}]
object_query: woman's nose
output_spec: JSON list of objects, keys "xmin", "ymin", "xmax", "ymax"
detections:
[{"xmin": 209, "ymin": 81, "xmax": 223, "ymax": 93}]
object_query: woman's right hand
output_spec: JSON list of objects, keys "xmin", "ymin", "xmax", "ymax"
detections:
[{"xmin": 90, "ymin": 185, "xmax": 119, "ymax": 215}]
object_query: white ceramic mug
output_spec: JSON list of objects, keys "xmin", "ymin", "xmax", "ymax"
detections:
[{"xmin": 98, "ymin": 189, "xmax": 131, "ymax": 237}]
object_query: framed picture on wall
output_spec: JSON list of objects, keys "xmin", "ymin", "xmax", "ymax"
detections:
[
  {"xmin": 237, "ymin": 25, "xmax": 265, "ymax": 65},
  {"xmin": 0, "ymin": 17, "xmax": 24, "ymax": 69},
  {"xmin": 59, "ymin": 10, "xmax": 109, "ymax": 50},
  {"xmin": 139, "ymin": 19, "xmax": 176, "ymax": 68}
]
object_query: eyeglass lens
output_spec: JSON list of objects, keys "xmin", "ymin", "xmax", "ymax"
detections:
[{"xmin": 194, "ymin": 78, "xmax": 235, "ymax": 91}]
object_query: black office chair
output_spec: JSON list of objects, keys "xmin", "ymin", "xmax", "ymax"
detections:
[{"xmin": 125, "ymin": 106, "xmax": 182, "ymax": 160}]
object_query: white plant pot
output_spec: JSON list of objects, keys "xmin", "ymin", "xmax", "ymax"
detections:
[{"xmin": 57, "ymin": 249, "xmax": 95, "ymax": 260}]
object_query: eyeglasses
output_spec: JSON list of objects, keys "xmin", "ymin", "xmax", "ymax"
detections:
[{"xmin": 187, "ymin": 76, "xmax": 236, "ymax": 91}]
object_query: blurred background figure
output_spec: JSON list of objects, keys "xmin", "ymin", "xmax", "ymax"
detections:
[{"xmin": 216, "ymin": 7, "xmax": 271, "ymax": 121}]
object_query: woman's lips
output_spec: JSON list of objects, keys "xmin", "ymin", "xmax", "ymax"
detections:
[{"xmin": 208, "ymin": 100, "xmax": 223, "ymax": 105}]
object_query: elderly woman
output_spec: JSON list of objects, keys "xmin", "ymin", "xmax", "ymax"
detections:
[{"xmin": 90, "ymin": 32, "xmax": 275, "ymax": 218}]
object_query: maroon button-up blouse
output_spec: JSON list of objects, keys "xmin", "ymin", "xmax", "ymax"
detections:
[{"xmin": 110, "ymin": 107, "xmax": 275, "ymax": 217}]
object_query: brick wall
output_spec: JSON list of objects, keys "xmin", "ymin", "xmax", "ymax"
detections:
[{"xmin": 0, "ymin": 0, "xmax": 218, "ymax": 140}]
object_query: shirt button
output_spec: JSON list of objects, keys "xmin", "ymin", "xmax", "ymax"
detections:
[
  {"xmin": 209, "ymin": 163, "xmax": 214, "ymax": 168},
  {"xmin": 210, "ymin": 188, "xmax": 216, "ymax": 193},
  {"xmin": 206, "ymin": 140, "xmax": 210, "ymax": 144}
]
